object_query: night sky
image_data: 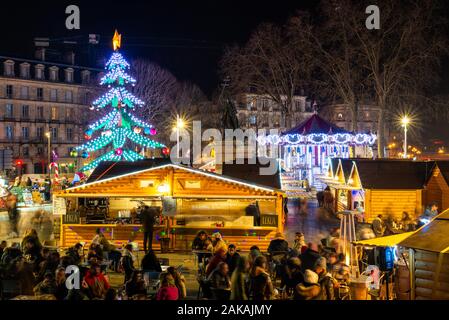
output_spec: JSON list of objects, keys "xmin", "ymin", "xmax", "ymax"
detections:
[{"xmin": 2, "ymin": 0, "xmax": 316, "ymax": 95}]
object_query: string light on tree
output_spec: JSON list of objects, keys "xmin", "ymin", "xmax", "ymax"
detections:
[{"xmin": 75, "ymin": 30, "xmax": 165, "ymax": 172}]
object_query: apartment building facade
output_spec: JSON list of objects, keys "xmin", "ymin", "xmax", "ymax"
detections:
[
  {"xmin": 0, "ymin": 57, "xmax": 100, "ymax": 175},
  {"xmin": 235, "ymin": 93, "xmax": 314, "ymax": 133}
]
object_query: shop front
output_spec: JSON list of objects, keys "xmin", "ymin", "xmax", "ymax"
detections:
[{"xmin": 54, "ymin": 163, "xmax": 285, "ymax": 252}]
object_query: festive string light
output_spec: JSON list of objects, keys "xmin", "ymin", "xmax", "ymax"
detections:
[{"xmin": 260, "ymin": 132, "xmax": 377, "ymax": 146}]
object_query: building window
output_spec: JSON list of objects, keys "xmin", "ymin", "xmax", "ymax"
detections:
[
  {"xmin": 50, "ymin": 89, "xmax": 58, "ymax": 101},
  {"xmin": 65, "ymin": 90, "xmax": 73, "ymax": 103},
  {"xmin": 37, "ymin": 106, "xmax": 44, "ymax": 119},
  {"xmin": 337, "ymin": 113, "xmax": 344, "ymax": 120},
  {"xmin": 37, "ymin": 147, "xmax": 44, "ymax": 155},
  {"xmin": 66, "ymin": 128, "xmax": 73, "ymax": 140},
  {"xmin": 51, "ymin": 127, "xmax": 58, "ymax": 139},
  {"xmin": 4, "ymin": 60, "xmax": 15, "ymax": 76},
  {"xmin": 22, "ymin": 127, "xmax": 29, "ymax": 139},
  {"xmin": 37, "ymin": 127, "xmax": 43, "ymax": 138},
  {"xmin": 20, "ymin": 63, "xmax": 30, "ymax": 79},
  {"xmin": 6, "ymin": 85, "xmax": 13, "ymax": 98},
  {"xmin": 51, "ymin": 107, "xmax": 57, "ymax": 120},
  {"xmin": 66, "ymin": 107, "xmax": 72, "ymax": 119},
  {"xmin": 65, "ymin": 68, "xmax": 74, "ymax": 83},
  {"xmin": 84, "ymin": 92, "xmax": 90, "ymax": 104},
  {"xmin": 21, "ymin": 105, "xmax": 29, "ymax": 118},
  {"xmin": 23, "ymin": 147, "xmax": 29, "ymax": 156},
  {"xmin": 49, "ymin": 66, "xmax": 59, "ymax": 81},
  {"xmin": 6, "ymin": 104, "xmax": 13, "ymax": 118},
  {"xmin": 37, "ymin": 88, "xmax": 44, "ymax": 100},
  {"xmin": 20, "ymin": 86, "xmax": 29, "ymax": 99},
  {"xmin": 6, "ymin": 126, "xmax": 13, "ymax": 139},
  {"xmin": 81, "ymin": 70, "xmax": 91, "ymax": 84},
  {"xmin": 35, "ymin": 64, "xmax": 45, "ymax": 80}
]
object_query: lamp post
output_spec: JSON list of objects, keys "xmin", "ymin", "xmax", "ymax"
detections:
[
  {"xmin": 401, "ymin": 116, "xmax": 410, "ymax": 159},
  {"xmin": 45, "ymin": 131, "xmax": 51, "ymax": 182}
]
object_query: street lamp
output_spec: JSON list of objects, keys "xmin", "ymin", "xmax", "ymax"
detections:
[
  {"xmin": 401, "ymin": 116, "xmax": 410, "ymax": 159},
  {"xmin": 45, "ymin": 131, "xmax": 51, "ymax": 182}
]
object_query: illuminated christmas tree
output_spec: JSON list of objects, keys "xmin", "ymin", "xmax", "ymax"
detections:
[{"xmin": 75, "ymin": 30, "xmax": 167, "ymax": 171}]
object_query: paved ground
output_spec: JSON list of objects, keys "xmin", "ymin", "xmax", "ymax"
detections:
[{"xmin": 284, "ymin": 199, "xmax": 340, "ymax": 245}]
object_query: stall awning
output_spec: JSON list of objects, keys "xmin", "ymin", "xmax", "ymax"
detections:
[{"xmin": 353, "ymin": 232, "xmax": 414, "ymax": 247}]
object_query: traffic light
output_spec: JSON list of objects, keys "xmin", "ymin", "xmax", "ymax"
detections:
[{"xmin": 15, "ymin": 160, "xmax": 23, "ymax": 166}]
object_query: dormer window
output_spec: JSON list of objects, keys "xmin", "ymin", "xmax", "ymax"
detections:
[
  {"xmin": 81, "ymin": 70, "xmax": 91, "ymax": 84},
  {"xmin": 35, "ymin": 64, "xmax": 45, "ymax": 80},
  {"xmin": 64, "ymin": 68, "xmax": 74, "ymax": 83},
  {"xmin": 49, "ymin": 66, "xmax": 59, "ymax": 81},
  {"xmin": 4, "ymin": 60, "xmax": 15, "ymax": 77},
  {"xmin": 20, "ymin": 62, "xmax": 30, "ymax": 78}
]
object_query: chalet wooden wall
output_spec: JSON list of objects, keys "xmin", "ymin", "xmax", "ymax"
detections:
[
  {"xmin": 364, "ymin": 190, "xmax": 422, "ymax": 222},
  {"xmin": 413, "ymin": 250, "xmax": 449, "ymax": 300},
  {"xmin": 424, "ymin": 167, "xmax": 449, "ymax": 211}
]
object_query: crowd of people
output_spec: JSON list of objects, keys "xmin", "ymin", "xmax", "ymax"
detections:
[
  {"xmin": 0, "ymin": 227, "xmax": 185, "ymax": 300},
  {"xmin": 191, "ymin": 229, "xmax": 351, "ymax": 300}
]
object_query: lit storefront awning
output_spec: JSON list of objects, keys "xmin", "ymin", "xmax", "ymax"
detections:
[{"xmin": 353, "ymin": 232, "xmax": 415, "ymax": 247}]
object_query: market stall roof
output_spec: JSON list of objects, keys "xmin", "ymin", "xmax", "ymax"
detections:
[
  {"xmin": 339, "ymin": 159, "xmax": 354, "ymax": 182},
  {"xmin": 353, "ymin": 232, "xmax": 414, "ymax": 247},
  {"xmin": 351, "ymin": 159, "xmax": 433, "ymax": 189},
  {"xmin": 222, "ymin": 159, "xmax": 281, "ymax": 190},
  {"xmin": 399, "ymin": 209, "xmax": 449, "ymax": 253},
  {"xmin": 58, "ymin": 163, "xmax": 285, "ymax": 198},
  {"xmin": 435, "ymin": 161, "xmax": 449, "ymax": 185},
  {"xmin": 282, "ymin": 113, "xmax": 351, "ymax": 136},
  {"xmin": 87, "ymin": 158, "xmax": 171, "ymax": 183}
]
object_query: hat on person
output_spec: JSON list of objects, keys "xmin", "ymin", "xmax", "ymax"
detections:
[{"xmin": 304, "ymin": 270, "xmax": 319, "ymax": 284}]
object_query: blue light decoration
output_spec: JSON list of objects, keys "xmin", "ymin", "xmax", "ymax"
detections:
[{"xmin": 75, "ymin": 30, "xmax": 165, "ymax": 172}]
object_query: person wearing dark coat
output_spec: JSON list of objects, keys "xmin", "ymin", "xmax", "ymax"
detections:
[
  {"xmin": 300, "ymin": 243, "xmax": 322, "ymax": 273},
  {"xmin": 121, "ymin": 244, "xmax": 135, "ymax": 283},
  {"xmin": 141, "ymin": 250, "xmax": 162, "ymax": 272},
  {"xmin": 225, "ymin": 244, "xmax": 240, "ymax": 274},
  {"xmin": 267, "ymin": 232, "xmax": 289, "ymax": 254},
  {"xmin": 140, "ymin": 206, "xmax": 160, "ymax": 253}
]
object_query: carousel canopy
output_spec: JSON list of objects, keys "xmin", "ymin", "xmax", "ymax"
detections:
[
  {"xmin": 259, "ymin": 113, "xmax": 376, "ymax": 146},
  {"xmin": 283, "ymin": 113, "xmax": 351, "ymax": 136}
]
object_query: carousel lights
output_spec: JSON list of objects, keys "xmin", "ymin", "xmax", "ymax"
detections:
[{"xmin": 260, "ymin": 132, "xmax": 377, "ymax": 146}]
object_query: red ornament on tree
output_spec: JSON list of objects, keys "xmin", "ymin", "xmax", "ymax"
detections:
[
  {"xmin": 150, "ymin": 127, "xmax": 157, "ymax": 135},
  {"xmin": 84, "ymin": 134, "xmax": 91, "ymax": 140},
  {"xmin": 115, "ymin": 148, "xmax": 123, "ymax": 156},
  {"xmin": 162, "ymin": 147, "xmax": 170, "ymax": 156}
]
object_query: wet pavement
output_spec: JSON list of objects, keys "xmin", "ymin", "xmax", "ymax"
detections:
[{"xmin": 284, "ymin": 199, "xmax": 341, "ymax": 245}]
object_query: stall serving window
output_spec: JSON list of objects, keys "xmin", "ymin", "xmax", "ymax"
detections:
[{"xmin": 174, "ymin": 198, "xmax": 277, "ymax": 228}]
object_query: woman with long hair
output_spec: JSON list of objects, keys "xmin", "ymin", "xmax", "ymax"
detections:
[
  {"xmin": 230, "ymin": 256, "xmax": 250, "ymax": 300},
  {"xmin": 248, "ymin": 255, "xmax": 274, "ymax": 300},
  {"xmin": 167, "ymin": 266, "xmax": 187, "ymax": 299}
]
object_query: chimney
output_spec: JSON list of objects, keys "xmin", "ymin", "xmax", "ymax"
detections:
[
  {"xmin": 63, "ymin": 41, "xmax": 77, "ymax": 65},
  {"xmin": 34, "ymin": 37, "xmax": 49, "ymax": 61}
]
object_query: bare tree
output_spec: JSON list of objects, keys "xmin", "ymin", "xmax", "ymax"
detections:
[
  {"xmin": 220, "ymin": 22, "xmax": 315, "ymax": 122},
  {"xmin": 345, "ymin": 0, "xmax": 447, "ymax": 157},
  {"xmin": 130, "ymin": 59, "xmax": 179, "ymax": 123}
]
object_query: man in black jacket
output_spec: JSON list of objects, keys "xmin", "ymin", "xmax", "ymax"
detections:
[{"xmin": 140, "ymin": 206, "xmax": 160, "ymax": 253}]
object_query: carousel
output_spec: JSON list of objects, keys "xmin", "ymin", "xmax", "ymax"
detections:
[{"xmin": 258, "ymin": 113, "xmax": 376, "ymax": 193}]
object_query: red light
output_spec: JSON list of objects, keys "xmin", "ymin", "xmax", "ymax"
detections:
[{"xmin": 16, "ymin": 160, "xmax": 23, "ymax": 166}]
